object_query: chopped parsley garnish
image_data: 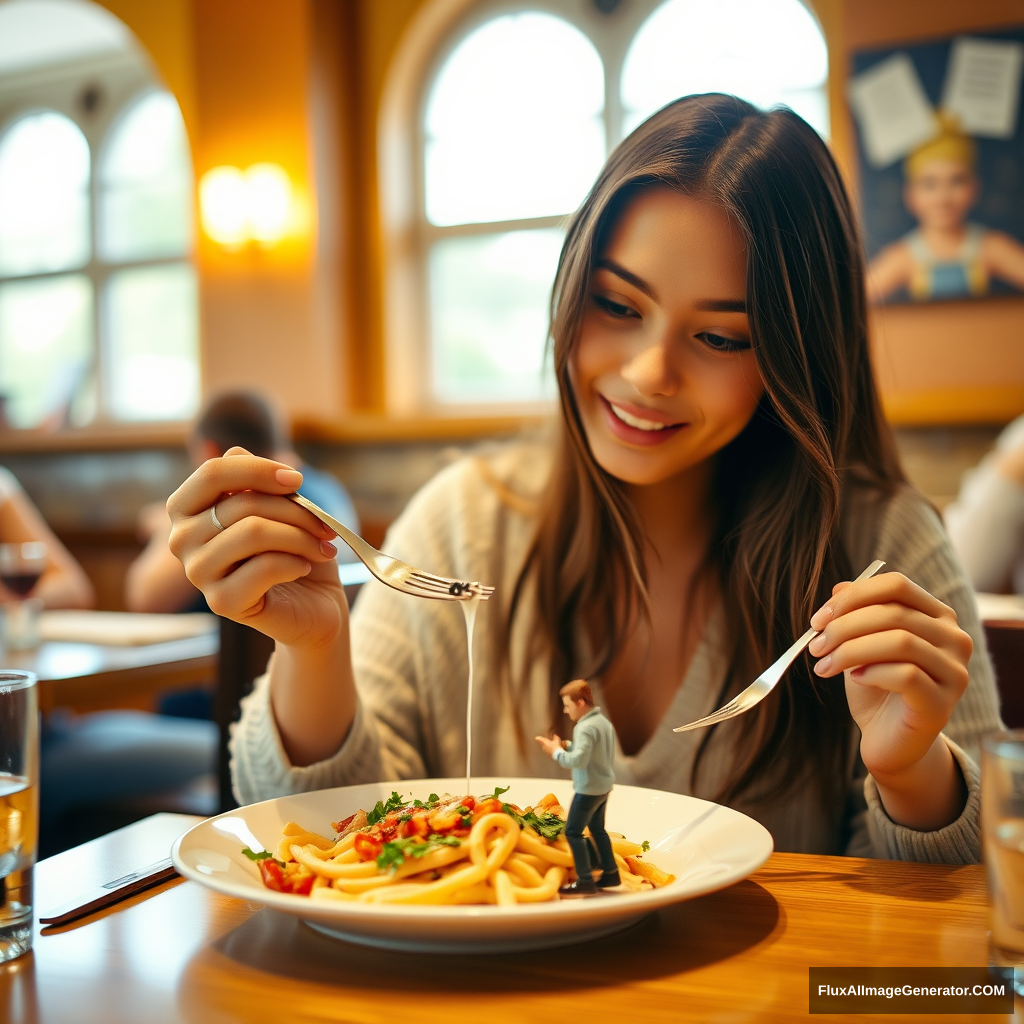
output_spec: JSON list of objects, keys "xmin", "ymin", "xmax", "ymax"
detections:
[
  {"xmin": 376, "ymin": 834, "xmax": 462, "ymax": 872},
  {"xmin": 482, "ymin": 785, "xmax": 510, "ymax": 800},
  {"xmin": 398, "ymin": 813, "xmax": 412, "ymax": 823},
  {"xmin": 412, "ymin": 792, "xmax": 442, "ymax": 809},
  {"xmin": 640, "ymin": 840, "xmax": 651, "ymax": 853},
  {"xmin": 366, "ymin": 791, "xmax": 407, "ymax": 825},
  {"xmin": 242, "ymin": 847, "xmax": 285, "ymax": 867},
  {"xmin": 502, "ymin": 804, "xmax": 565, "ymax": 841}
]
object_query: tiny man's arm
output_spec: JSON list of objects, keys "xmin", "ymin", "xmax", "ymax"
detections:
[{"xmin": 554, "ymin": 728, "xmax": 593, "ymax": 768}]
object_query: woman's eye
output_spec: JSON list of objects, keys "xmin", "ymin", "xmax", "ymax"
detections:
[
  {"xmin": 592, "ymin": 294, "xmax": 637, "ymax": 319},
  {"xmin": 697, "ymin": 331, "xmax": 751, "ymax": 353}
]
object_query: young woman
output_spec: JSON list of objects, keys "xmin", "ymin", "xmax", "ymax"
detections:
[{"xmin": 169, "ymin": 95, "xmax": 998, "ymax": 862}]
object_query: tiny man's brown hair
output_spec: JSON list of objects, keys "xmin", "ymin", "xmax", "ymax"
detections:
[{"xmin": 559, "ymin": 679, "xmax": 594, "ymax": 706}]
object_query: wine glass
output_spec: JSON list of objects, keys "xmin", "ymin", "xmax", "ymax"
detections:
[{"xmin": 0, "ymin": 542, "xmax": 47, "ymax": 650}]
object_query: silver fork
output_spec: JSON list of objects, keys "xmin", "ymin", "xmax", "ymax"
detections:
[
  {"xmin": 672, "ymin": 559, "xmax": 886, "ymax": 733},
  {"xmin": 288, "ymin": 492, "xmax": 494, "ymax": 602}
]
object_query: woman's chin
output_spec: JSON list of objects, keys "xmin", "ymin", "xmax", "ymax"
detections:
[{"xmin": 588, "ymin": 438, "xmax": 689, "ymax": 487}]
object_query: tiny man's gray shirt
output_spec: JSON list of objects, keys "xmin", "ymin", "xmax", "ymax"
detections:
[{"xmin": 552, "ymin": 706, "xmax": 616, "ymax": 796}]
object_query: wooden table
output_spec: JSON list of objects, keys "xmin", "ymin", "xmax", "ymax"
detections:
[
  {"xmin": 3, "ymin": 634, "xmax": 218, "ymax": 715},
  {"xmin": 1, "ymin": 814, "xmax": 1018, "ymax": 1023}
]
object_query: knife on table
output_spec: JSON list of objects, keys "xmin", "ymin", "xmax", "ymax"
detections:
[{"xmin": 38, "ymin": 857, "xmax": 178, "ymax": 926}]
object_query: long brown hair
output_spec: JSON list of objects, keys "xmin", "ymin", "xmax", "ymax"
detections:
[{"xmin": 505, "ymin": 94, "xmax": 905, "ymax": 808}]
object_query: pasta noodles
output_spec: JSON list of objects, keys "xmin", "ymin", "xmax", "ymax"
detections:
[{"xmin": 241, "ymin": 788, "xmax": 675, "ymax": 905}]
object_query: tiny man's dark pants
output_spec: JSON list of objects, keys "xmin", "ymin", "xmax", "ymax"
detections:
[{"xmin": 565, "ymin": 792, "xmax": 616, "ymax": 883}]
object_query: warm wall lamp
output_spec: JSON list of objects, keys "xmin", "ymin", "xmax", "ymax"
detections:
[{"xmin": 199, "ymin": 163, "xmax": 294, "ymax": 248}]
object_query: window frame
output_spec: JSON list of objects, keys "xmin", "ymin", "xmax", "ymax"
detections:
[
  {"xmin": 384, "ymin": 0, "xmax": 828, "ymax": 416},
  {"xmin": 0, "ymin": 49, "xmax": 198, "ymax": 430}
]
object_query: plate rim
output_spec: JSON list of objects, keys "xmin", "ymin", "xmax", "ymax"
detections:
[{"xmin": 171, "ymin": 777, "xmax": 775, "ymax": 923}]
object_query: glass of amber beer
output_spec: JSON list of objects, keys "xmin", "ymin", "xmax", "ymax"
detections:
[{"xmin": 0, "ymin": 671, "xmax": 37, "ymax": 961}]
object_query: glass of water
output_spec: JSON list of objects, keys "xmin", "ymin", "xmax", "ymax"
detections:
[{"xmin": 0, "ymin": 671, "xmax": 37, "ymax": 962}]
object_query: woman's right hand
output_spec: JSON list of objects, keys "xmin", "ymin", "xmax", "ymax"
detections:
[{"xmin": 166, "ymin": 447, "xmax": 347, "ymax": 651}]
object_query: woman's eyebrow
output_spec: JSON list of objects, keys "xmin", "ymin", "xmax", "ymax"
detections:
[
  {"xmin": 695, "ymin": 298, "xmax": 747, "ymax": 313},
  {"xmin": 594, "ymin": 259, "xmax": 659, "ymax": 302}
]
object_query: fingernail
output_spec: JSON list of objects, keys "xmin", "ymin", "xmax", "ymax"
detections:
[
  {"xmin": 320, "ymin": 541, "xmax": 337, "ymax": 557},
  {"xmin": 810, "ymin": 603, "xmax": 833, "ymax": 629},
  {"xmin": 276, "ymin": 469, "xmax": 303, "ymax": 488},
  {"xmin": 814, "ymin": 655, "xmax": 832, "ymax": 676},
  {"xmin": 808, "ymin": 633, "xmax": 826, "ymax": 654}
]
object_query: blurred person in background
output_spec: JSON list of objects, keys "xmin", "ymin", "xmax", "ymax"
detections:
[
  {"xmin": 0, "ymin": 465, "xmax": 94, "ymax": 608},
  {"xmin": 945, "ymin": 415, "xmax": 1024, "ymax": 594},
  {"xmin": 126, "ymin": 391, "xmax": 359, "ymax": 614}
]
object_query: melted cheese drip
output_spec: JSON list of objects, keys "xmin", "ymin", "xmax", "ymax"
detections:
[{"xmin": 461, "ymin": 595, "xmax": 480, "ymax": 795}]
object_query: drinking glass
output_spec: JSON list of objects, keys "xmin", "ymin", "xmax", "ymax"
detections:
[
  {"xmin": 0, "ymin": 671, "xmax": 38, "ymax": 962},
  {"xmin": 0, "ymin": 542, "xmax": 46, "ymax": 650}
]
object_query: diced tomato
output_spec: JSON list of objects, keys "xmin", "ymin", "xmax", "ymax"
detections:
[
  {"xmin": 378, "ymin": 821, "xmax": 400, "ymax": 842},
  {"xmin": 473, "ymin": 798, "xmax": 502, "ymax": 818},
  {"xmin": 451, "ymin": 827, "xmax": 471, "ymax": 838},
  {"xmin": 401, "ymin": 815, "xmax": 429, "ymax": 838},
  {"xmin": 461, "ymin": 796, "xmax": 476, "ymax": 811},
  {"xmin": 332, "ymin": 812, "xmax": 356, "ymax": 834},
  {"xmin": 287, "ymin": 871, "xmax": 315, "ymax": 896},
  {"xmin": 354, "ymin": 833, "xmax": 383, "ymax": 860},
  {"xmin": 259, "ymin": 859, "xmax": 286, "ymax": 891},
  {"xmin": 258, "ymin": 859, "xmax": 316, "ymax": 895}
]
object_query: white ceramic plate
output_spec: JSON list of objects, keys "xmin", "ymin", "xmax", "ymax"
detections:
[{"xmin": 172, "ymin": 777, "xmax": 773, "ymax": 954}]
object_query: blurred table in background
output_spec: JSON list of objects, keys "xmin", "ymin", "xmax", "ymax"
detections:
[{"xmin": 2, "ymin": 611, "xmax": 218, "ymax": 715}]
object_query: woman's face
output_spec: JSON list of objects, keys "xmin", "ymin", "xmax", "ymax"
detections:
[
  {"xmin": 570, "ymin": 188, "xmax": 765, "ymax": 488},
  {"xmin": 904, "ymin": 157, "xmax": 978, "ymax": 232}
]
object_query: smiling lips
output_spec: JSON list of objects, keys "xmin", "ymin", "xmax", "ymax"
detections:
[{"xmin": 599, "ymin": 396, "xmax": 686, "ymax": 446}]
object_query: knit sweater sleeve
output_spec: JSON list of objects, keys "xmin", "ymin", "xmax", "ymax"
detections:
[
  {"xmin": 842, "ymin": 483, "xmax": 1003, "ymax": 863},
  {"xmin": 229, "ymin": 457, "xmax": 493, "ymax": 802}
]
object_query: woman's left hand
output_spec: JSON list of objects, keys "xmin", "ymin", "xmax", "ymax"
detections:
[{"xmin": 808, "ymin": 571, "xmax": 973, "ymax": 828}]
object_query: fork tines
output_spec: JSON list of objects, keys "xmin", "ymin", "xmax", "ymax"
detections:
[{"xmin": 408, "ymin": 572, "xmax": 495, "ymax": 601}]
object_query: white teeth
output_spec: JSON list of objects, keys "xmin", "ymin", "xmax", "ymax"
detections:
[{"xmin": 609, "ymin": 403, "xmax": 669, "ymax": 431}]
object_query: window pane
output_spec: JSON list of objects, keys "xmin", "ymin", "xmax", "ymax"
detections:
[
  {"xmin": 99, "ymin": 91, "xmax": 193, "ymax": 261},
  {"xmin": 0, "ymin": 112, "xmax": 90, "ymax": 275},
  {"xmin": 425, "ymin": 13, "xmax": 605, "ymax": 226},
  {"xmin": 106, "ymin": 263, "xmax": 199, "ymax": 421},
  {"xmin": 430, "ymin": 229, "xmax": 561, "ymax": 403},
  {"xmin": 621, "ymin": 0, "xmax": 829, "ymax": 137},
  {"xmin": 0, "ymin": 275, "xmax": 92, "ymax": 428}
]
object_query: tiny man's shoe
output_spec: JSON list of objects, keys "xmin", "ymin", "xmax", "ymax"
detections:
[
  {"xmin": 559, "ymin": 879, "xmax": 597, "ymax": 897},
  {"xmin": 595, "ymin": 871, "xmax": 621, "ymax": 889}
]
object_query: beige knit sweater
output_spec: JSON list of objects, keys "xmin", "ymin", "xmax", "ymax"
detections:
[{"xmin": 231, "ymin": 444, "xmax": 1003, "ymax": 863}]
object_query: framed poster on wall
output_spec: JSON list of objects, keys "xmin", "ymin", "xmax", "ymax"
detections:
[
  {"xmin": 849, "ymin": 27, "xmax": 1024, "ymax": 306},
  {"xmin": 847, "ymin": 24, "xmax": 1024, "ymax": 426}
]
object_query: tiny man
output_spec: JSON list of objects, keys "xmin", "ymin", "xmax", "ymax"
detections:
[{"xmin": 535, "ymin": 679, "xmax": 621, "ymax": 896}]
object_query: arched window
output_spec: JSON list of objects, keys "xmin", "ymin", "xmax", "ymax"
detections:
[
  {"xmin": 424, "ymin": 12, "xmax": 604, "ymax": 404},
  {"xmin": 100, "ymin": 91, "xmax": 198, "ymax": 421},
  {"xmin": 621, "ymin": 0, "xmax": 830, "ymax": 137},
  {"xmin": 0, "ymin": 0, "xmax": 198, "ymax": 429},
  {"xmin": 390, "ymin": 0, "xmax": 829, "ymax": 412}
]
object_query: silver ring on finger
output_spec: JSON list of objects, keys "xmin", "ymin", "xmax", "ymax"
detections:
[{"xmin": 210, "ymin": 504, "xmax": 226, "ymax": 532}]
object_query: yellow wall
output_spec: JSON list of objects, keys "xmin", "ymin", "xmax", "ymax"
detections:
[{"xmin": 97, "ymin": 0, "xmax": 1024, "ymax": 429}]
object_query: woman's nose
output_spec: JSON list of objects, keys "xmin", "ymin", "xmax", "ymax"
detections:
[{"xmin": 621, "ymin": 341, "xmax": 679, "ymax": 397}]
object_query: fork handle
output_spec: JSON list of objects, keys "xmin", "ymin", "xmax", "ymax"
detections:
[
  {"xmin": 287, "ymin": 493, "xmax": 384, "ymax": 570},
  {"xmin": 776, "ymin": 559, "xmax": 887, "ymax": 661}
]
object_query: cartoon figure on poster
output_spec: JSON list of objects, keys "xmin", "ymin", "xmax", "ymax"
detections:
[{"xmin": 849, "ymin": 34, "xmax": 1024, "ymax": 304}]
